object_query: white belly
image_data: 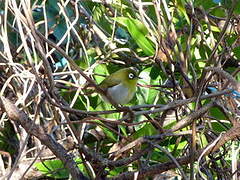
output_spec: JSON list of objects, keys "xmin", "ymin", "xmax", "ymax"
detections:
[{"xmin": 106, "ymin": 83, "xmax": 134, "ymax": 104}]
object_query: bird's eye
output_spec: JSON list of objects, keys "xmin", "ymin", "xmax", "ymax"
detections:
[{"xmin": 128, "ymin": 73, "xmax": 135, "ymax": 79}]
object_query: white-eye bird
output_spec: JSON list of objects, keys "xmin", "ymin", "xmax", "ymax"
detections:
[{"xmin": 99, "ymin": 67, "xmax": 139, "ymax": 105}]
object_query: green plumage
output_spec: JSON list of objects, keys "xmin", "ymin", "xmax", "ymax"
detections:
[{"xmin": 99, "ymin": 67, "xmax": 139, "ymax": 104}]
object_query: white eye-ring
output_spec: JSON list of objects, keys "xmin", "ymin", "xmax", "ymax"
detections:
[{"xmin": 128, "ymin": 73, "xmax": 135, "ymax": 79}]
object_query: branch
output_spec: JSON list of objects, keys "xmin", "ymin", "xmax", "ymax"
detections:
[
  {"xmin": 205, "ymin": 123, "xmax": 240, "ymax": 155},
  {"xmin": 170, "ymin": 101, "xmax": 215, "ymax": 132},
  {"xmin": 109, "ymin": 150, "xmax": 201, "ymax": 180},
  {"xmin": 205, "ymin": 67, "xmax": 240, "ymax": 88},
  {"xmin": 0, "ymin": 96, "xmax": 88, "ymax": 180}
]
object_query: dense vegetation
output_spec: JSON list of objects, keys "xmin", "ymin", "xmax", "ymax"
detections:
[{"xmin": 0, "ymin": 0, "xmax": 240, "ymax": 179}]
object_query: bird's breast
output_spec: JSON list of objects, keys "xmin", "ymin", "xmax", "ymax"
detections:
[{"xmin": 107, "ymin": 83, "xmax": 134, "ymax": 104}]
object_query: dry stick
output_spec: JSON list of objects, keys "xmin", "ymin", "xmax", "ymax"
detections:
[
  {"xmin": 19, "ymin": 4, "xmax": 91, "ymax": 179},
  {"xmin": 78, "ymin": 130, "xmax": 195, "ymax": 169},
  {"xmin": 205, "ymin": 124, "xmax": 240, "ymax": 155},
  {"xmin": 33, "ymin": 88, "xmax": 231, "ymax": 122},
  {"xmin": 109, "ymin": 150, "xmax": 202, "ymax": 180},
  {"xmin": 187, "ymin": 10, "xmax": 196, "ymax": 175},
  {"xmin": 0, "ymin": 96, "xmax": 88, "ymax": 180},
  {"xmin": 20, "ymin": 0, "xmax": 55, "ymax": 92},
  {"xmin": 196, "ymin": 0, "xmax": 236, "ymax": 107},
  {"xmin": 5, "ymin": 123, "xmax": 30, "ymax": 180},
  {"xmin": 205, "ymin": 66, "xmax": 240, "ymax": 89},
  {"xmin": 35, "ymin": 30, "xmax": 136, "ymax": 118},
  {"xmin": 169, "ymin": 101, "xmax": 216, "ymax": 132},
  {"xmin": 69, "ymin": 128, "xmax": 203, "ymax": 180},
  {"xmin": 121, "ymin": 89, "xmax": 232, "ymax": 119},
  {"xmin": 6, "ymin": 96, "xmax": 44, "ymax": 179},
  {"xmin": 196, "ymin": 125, "xmax": 240, "ymax": 178},
  {"xmin": 78, "ymin": 142, "xmax": 151, "ymax": 168},
  {"xmin": 232, "ymin": 67, "xmax": 240, "ymax": 77},
  {"xmin": 146, "ymin": 140, "xmax": 188, "ymax": 180},
  {"xmin": 168, "ymin": 101, "xmax": 215, "ymax": 179},
  {"xmin": 20, "ymin": 147, "xmax": 44, "ymax": 179},
  {"xmin": 49, "ymin": 104, "xmax": 161, "ymax": 116},
  {"xmin": 191, "ymin": 115, "xmax": 197, "ymax": 180},
  {"xmin": 65, "ymin": 115, "xmax": 151, "ymax": 126},
  {"xmin": 192, "ymin": 5, "xmax": 236, "ymax": 177},
  {"xmin": 110, "ymin": 130, "xmax": 201, "ymax": 164},
  {"xmin": 194, "ymin": 0, "xmax": 236, "ymax": 124},
  {"xmin": 35, "ymin": 31, "xmax": 120, "ymax": 109},
  {"xmin": 0, "ymin": 151, "xmax": 11, "ymax": 172},
  {"xmin": 35, "ymin": 27, "xmax": 132, "ymax": 176}
]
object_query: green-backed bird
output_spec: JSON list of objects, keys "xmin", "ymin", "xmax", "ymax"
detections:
[{"xmin": 99, "ymin": 67, "xmax": 140, "ymax": 105}]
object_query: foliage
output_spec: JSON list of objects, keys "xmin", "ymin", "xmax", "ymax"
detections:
[{"xmin": 0, "ymin": 0, "xmax": 240, "ymax": 179}]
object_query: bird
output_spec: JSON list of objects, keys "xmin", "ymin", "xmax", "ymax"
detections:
[{"xmin": 99, "ymin": 67, "xmax": 140, "ymax": 105}]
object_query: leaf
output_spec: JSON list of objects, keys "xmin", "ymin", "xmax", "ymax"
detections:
[
  {"xmin": 209, "ymin": 107, "xmax": 226, "ymax": 120},
  {"xmin": 35, "ymin": 158, "xmax": 85, "ymax": 179},
  {"xmin": 35, "ymin": 159, "xmax": 69, "ymax": 179},
  {"xmin": 211, "ymin": 121, "xmax": 232, "ymax": 133},
  {"xmin": 114, "ymin": 17, "xmax": 148, "ymax": 35},
  {"xmin": 138, "ymin": 67, "xmax": 161, "ymax": 105},
  {"xmin": 115, "ymin": 27, "xmax": 130, "ymax": 44},
  {"xmin": 101, "ymin": 125, "xmax": 118, "ymax": 142},
  {"xmin": 93, "ymin": 5, "xmax": 112, "ymax": 33},
  {"xmin": 149, "ymin": 66, "xmax": 161, "ymax": 80},
  {"xmin": 226, "ymin": 35, "xmax": 238, "ymax": 46},
  {"xmin": 210, "ymin": 25, "xmax": 221, "ymax": 32},
  {"xmin": 132, "ymin": 123, "xmax": 157, "ymax": 139},
  {"xmin": 114, "ymin": 17, "xmax": 155, "ymax": 56},
  {"xmin": 53, "ymin": 19, "xmax": 67, "ymax": 42},
  {"xmin": 233, "ymin": 46, "xmax": 240, "ymax": 59},
  {"xmin": 45, "ymin": 0, "xmax": 59, "ymax": 28},
  {"xmin": 94, "ymin": 64, "xmax": 109, "ymax": 84},
  {"xmin": 195, "ymin": 0, "xmax": 216, "ymax": 9},
  {"xmin": 176, "ymin": 0, "xmax": 190, "ymax": 24}
]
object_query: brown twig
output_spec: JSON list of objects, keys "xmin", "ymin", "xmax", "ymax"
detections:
[
  {"xmin": 0, "ymin": 96, "xmax": 88, "ymax": 180},
  {"xmin": 170, "ymin": 101, "xmax": 216, "ymax": 132},
  {"xmin": 204, "ymin": 123, "xmax": 240, "ymax": 156},
  {"xmin": 121, "ymin": 89, "xmax": 232, "ymax": 119},
  {"xmin": 205, "ymin": 67, "xmax": 239, "ymax": 88},
  {"xmin": 109, "ymin": 150, "xmax": 202, "ymax": 180}
]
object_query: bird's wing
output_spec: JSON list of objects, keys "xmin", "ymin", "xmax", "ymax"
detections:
[{"xmin": 99, "ymin": 77, "xmax": 121, "ymax": 89}]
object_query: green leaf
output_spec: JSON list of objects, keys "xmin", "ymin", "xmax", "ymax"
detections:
[
  {"xmin": 45, "ymin": 0, "xmax": 59, "ymax": 28},
  {"xmin": 226, "ymin": 35, "xmax": 238, "ymax": 46},
  {"xmin": 132, "ymin": 123, "xmax": 157, "ymax": 139},
  {"xmin": 119, "ymin": 125, "xmax": 127, "ymax": 137},
  {"xmin": 150, "ymin": 148, "xmax": 169, "ymax": 162},
  {"xmin": 149, "ymin": 66, "xmax": 161, "ymax": 80},
  {"xmin": 101, "ymin": 125, "xmax": 118, "ymax": 142},
  {"xmin": 94, "ymin": 64, "xmax": 109, "ymax": 84},
  {"xmin": 93, "ymin": 5, "xmax": 112, "ymax": 33},
  {"xmin": 210, "ymin": 25, "xmax": 221, "ymax": 32},
  {"xmin": 114, "ymin": 17, "xmax": 155, "ymax": 56},
  {"xmin": 53, "ymin": 20, "xmax": 67, "ymax": 42},
  {"xmin": 211, "ymin": 121, "xmax": 231, "ymax": 133},
  {"xmin": 176, "ymin": 0, "xmax": 190, "ymax": 24},
  {"xmin": 138, "ymin": 67, "xmax": 161, "ymax": 105},
  {"xmin": 195, "ymin": 0, "xmax": 216, "ymax": 9},
  {"xmin": 209, "ymin": 107, "xmax": 226, "ymax": 120},
  {"xmin": 233, "ymin": 46, "xmax": 240, "ymax": 59},
  {"xmin": 35, "ymin": 158, "xmax": 85, "ymax": 179},
  {"xmin": 114, "ymin": 17, "xmax": 148, "ymax": 35},
  {"xmin": 35, "ymin": 159, "xmax": 69, "ymax": 179},
  {"xmin": 109, "ymin": 167, "xmax": 126, "ymax": 176}
]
